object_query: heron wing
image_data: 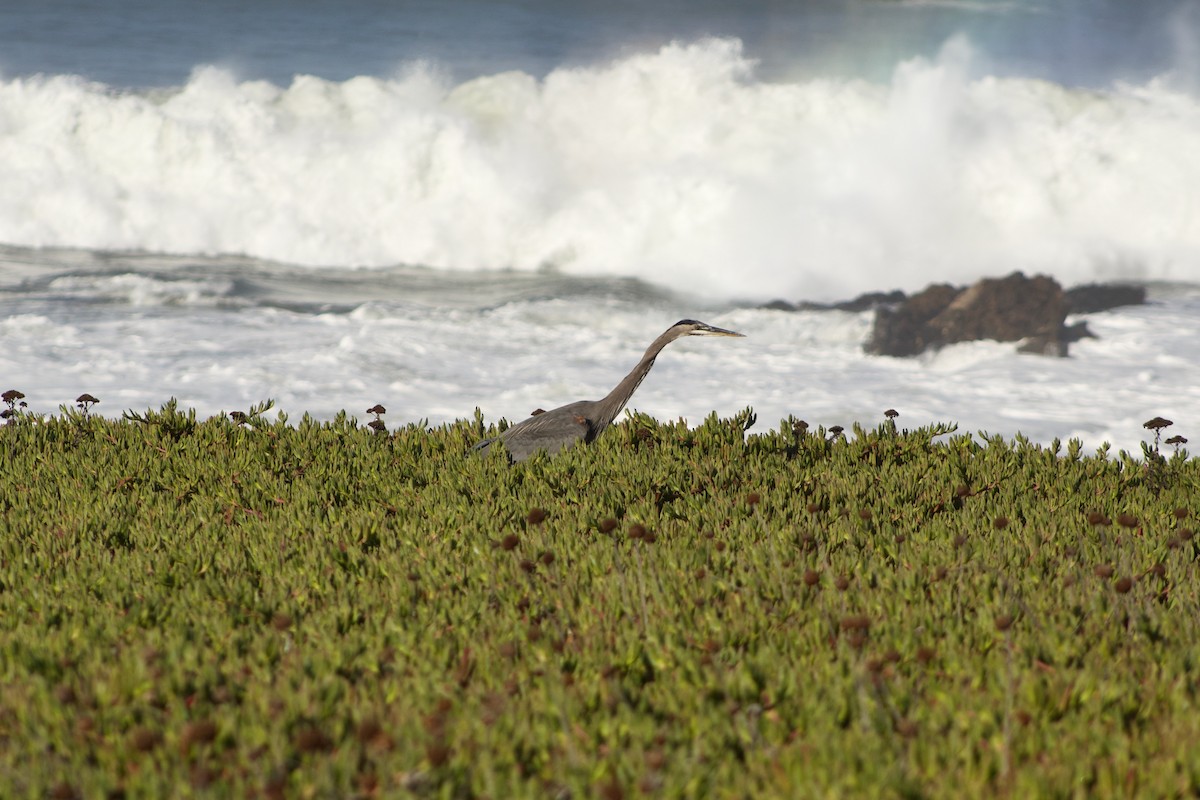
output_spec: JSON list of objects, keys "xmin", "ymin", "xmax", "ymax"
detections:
[{"xmin": 476, "ymin": 401, "xmax": 598, "ymax": 462}]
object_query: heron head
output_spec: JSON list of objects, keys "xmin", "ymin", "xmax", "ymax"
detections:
[{"xmin": 673, "ymin": 319, "xmax": 745, "ymax": 338}]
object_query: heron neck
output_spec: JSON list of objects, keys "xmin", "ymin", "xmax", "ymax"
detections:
[{"xmin": 595, "ymin": 331, "xmax": 677, "ymax": 428}]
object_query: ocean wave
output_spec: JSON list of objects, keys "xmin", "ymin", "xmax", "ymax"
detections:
[
  {"xmin": 2, "ymin": 37, "xmax": 1198, "ymax": 301},
  {"xmin": 42, "ymin": 273, "xmax": 240, "ymax": 307}
]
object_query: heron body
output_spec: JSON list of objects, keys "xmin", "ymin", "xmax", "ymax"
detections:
[{"xmin": 473, "ymin": 319, "xmax": 744, "ymax": 462}]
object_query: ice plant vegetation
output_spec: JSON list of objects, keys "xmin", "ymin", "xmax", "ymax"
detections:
[{"xmin": 0, "ymin": 400, "xmax": 1196, "ymax": 797}]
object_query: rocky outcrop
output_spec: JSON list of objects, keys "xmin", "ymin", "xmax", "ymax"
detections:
[
  {"xmin": 865, "ymin": 283, "xmax": 963, "ymax": 357},
  {"xmin": 765, "ymin": 275, "xmax": 1146, "ymax": 358},
  {"xmin": 762, "ymin": 290, "xmax": 907, "ymax": 313},
  {"xmin": 1064, "ymin": 283, "xmax": 1146, "ymax": 314},
  {"xmin": 866, "ymin": 272, "xmax": 1070, "ymax": 357}
]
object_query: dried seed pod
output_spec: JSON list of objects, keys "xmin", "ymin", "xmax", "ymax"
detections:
[
  {"xmin": 130, "ymin": 727, "xmax": 161, "ymax": 753},
  {"xmin": 294, "ymin": 725, "xmax": 333, "ymax": 754}
]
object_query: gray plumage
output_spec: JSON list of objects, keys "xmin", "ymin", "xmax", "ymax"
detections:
[{"xmin": 473, "ymin": 319, "xmax": 744, "ymax": 462}]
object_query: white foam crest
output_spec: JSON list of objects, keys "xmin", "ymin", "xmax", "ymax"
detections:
[
  {"xmin": 1, "ymin": 38, "xmax": 1199, "ymax": 300},
  {"xmin": 3, "ymin": 284, "xmax": 1198, "ymax": 454},
  {"xmin": 45, "ymin": 273, "xmax": 238, "ymax": 307}
]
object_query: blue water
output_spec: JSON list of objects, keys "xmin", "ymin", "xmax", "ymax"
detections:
[{"xmin": 3, "ymin": 0, "xmax": 1195, "ymax": 89}]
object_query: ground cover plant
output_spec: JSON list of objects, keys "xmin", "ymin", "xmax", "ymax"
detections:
[{"xmin": 1, "ymin": 396, "xmax": 1198, "ymax": 798}]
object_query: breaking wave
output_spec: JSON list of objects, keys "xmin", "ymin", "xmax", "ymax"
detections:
[{"xmin": 2, "ymin": 37, "xmax": 1198, "ymax": 300}]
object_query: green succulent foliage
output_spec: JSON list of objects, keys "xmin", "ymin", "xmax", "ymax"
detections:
[{"xmin": 1, "ymin": 403, "xmax": 1198, "ymax": 798}]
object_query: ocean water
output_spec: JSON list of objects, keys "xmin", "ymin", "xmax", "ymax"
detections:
[{"xmin": 1, "ymin": 1, "xmax": 1198, "ymax": 453}]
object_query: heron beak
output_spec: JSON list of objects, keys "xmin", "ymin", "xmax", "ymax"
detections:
[{"xmin": 694, "ymin": 323, "xmax": 745, "ymax": 337}]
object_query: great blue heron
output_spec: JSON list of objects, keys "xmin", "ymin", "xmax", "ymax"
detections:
[{"xmin": 473, "ymin": 319, "xmax": 744, "ymax": 462}]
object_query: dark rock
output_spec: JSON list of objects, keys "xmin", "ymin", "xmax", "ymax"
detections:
[
  {"xmin": 866, "ymin": 283, "xmax": 963, "ymax": 357},
  {"xmin": 763, "ymin": 289, "xmax": 908, "ymax": 313},
  {"xmin": 796, "ymin": 290, "xmax": 910, "ymax": 313},
  {"xmin": 1021, "ymin": 320, "xmax": 1094, "ymax": 356},
  {"xmin": 837, "ymin": 290, "xmax": 909, "ymax": 312},
  {"xmin": 867, "ymin": 272, "xmax": 1071, "ymax": 357},
  {"xmin": 1064, "ymin": 283, "xmax": 1146, "ymax": 314},
  {"xmin": 1061, "ymin": 320, "xmax": 1096, "ymax": 344},
  {"xmin": 931, "ymin": 272, "xmax": 1065, "ymax": 344}
]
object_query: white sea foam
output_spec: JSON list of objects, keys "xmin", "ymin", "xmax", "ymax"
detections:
[
  {"xmin": 2, "ymin": 254, "xmax": 1196, "ymax": 456},
  {"xmin": 1, "ymin": 38, "xmax": 1198, "ymax": 302},
  {"xmin": 42, "ymin": 273, "xmax": 239, "ymax": 307}
]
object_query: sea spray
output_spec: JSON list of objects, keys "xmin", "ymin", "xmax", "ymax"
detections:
[{"xmin": 2, "ymin": 37, "xmax": 1198, "ymax": 301}]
